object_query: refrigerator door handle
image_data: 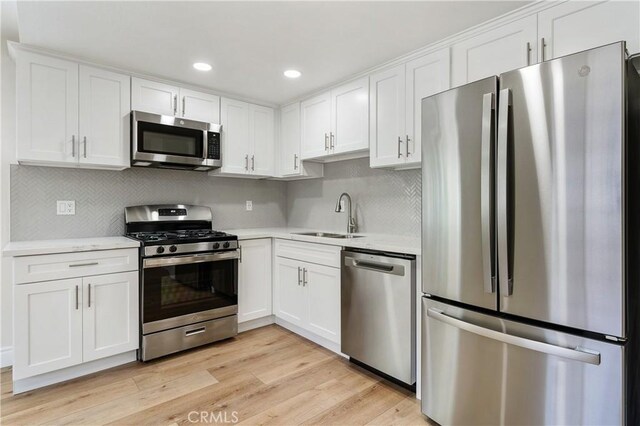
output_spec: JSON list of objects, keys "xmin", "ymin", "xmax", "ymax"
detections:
[
  {"xmin": 497, "ymin": 88, "xmax": 513, "ymax": 297},
  {"xmin": 481, "ymin": 92, "xmax": 496, "ymax": 294},
  {"xmin": 426, "ymin": 308, "xmax": 601, "ymax": 365}
]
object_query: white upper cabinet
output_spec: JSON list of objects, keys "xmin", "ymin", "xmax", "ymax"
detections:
[
  {"xmin": 249, "ymin": 104, "xmax": 275, "ymax": 176},
  {"xmin": 238, "ymin": 239, "xmax": 273, "ymax": 323},
  {"xmin": 179, "ymin": 88, "xmax": 220, "ymax": 123},
  {"xmin": 213, "ymin": 98, "xmax": 275, "ymax": 177},
  {"xmin": 451, "ymin": 15, "xmax": 537, "ymax": 86},
  {"xmin": 279, "ymin": 102, "xmax": 302, "ymax": 176},
  {"xmin": 131, "ymin": 77, "xmax": 179, "ymax": 116},
  {"xmin": 132, "ymin": 77, "xmax": 220, "ymax": 123},
  {"xmin": 301, "ymin": 91, "xmax": 332, "ymax": 159},
  {"xmin": 17, "ymin": 51, "xmax": 79, "ymax": 165},
  {"xmin": 370, "ymin": 48, "xmax": 450, "ymax": 169},
  {"xmin": 16, "ymin": 51, "xmax": 129, "ymax": 170},
  {"xmin": 78, "ymin": 65, "xmax": 130, "ymax": 168},
  {"xmin": 538, "ymin": 0, "xmax": 640, "ymax": 61},
  {"xmin": 331, "ymin": 76, "xmax": 369, "ymax": 155}
]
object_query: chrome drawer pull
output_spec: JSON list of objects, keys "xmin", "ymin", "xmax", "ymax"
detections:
[
  {"xmin": 185, "ymin": 327, "xmax": 206, "ymax": 337},
  {"xmin": 69, "ymin": 262, "xmax": 99, "ymax": 268}
]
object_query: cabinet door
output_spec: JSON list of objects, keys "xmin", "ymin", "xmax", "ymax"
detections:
[
  {"xmin": 16, "ymin": 51, "xmax": 79, "ymax": 164},
  {"xmin": 220, "ymin": 97, "xmax": 251, "ymax": 174},
  {"xmin": 304, "ymin": 263, "xmax": 340, "ymax": 343},
  {"xmin": 83, "ymin": 272, "xmax": 139, "ymax": 362},
  {"xmin": 131, "ymin": 77, "xmax": 179, "ymax": 116},
  {"xmin": 331, "ymin": 76, "xmax": 369, "ymax": 155},
  {"xmin": 13, "ymin": 279, "xmax": 83, "ymax": 380},
  {"xmin": 180, "ymin": 88, "xmax": 220, "ymax": 123},
  {"xmin": 405, "ymin": 48, "xmax": 451, "ymax": 166},
  {"xmin": 274, "ymin": 257, "xmax": 307, "ymax": 328},
  {"xmin": 249, "ymin": 104, "xmax": 275, "ymax": 176},
  {"xmin": 279, "ymin": 102, "xmax": 302, "ymax": 176},
  {"xmin": 78, "ymin": 65, "xmax": 131, "ymax": 168},
  {"xmin": 451, "ymin": 15, "xmax": 537, "ymax": 87},
  {"xmin": 369, "ymin": 64, "xmax": 406, "ymax": 168},
  {"xmin": 238, "ymin": 239, "xmax": 273, "ymax": 323},
  {"xmin": 300, "ymin": 92, "xmax": 331, "ymax": 159},
  {"xmin": 538, "ymin": 0, "xmax": 639, "ymax": 61}
]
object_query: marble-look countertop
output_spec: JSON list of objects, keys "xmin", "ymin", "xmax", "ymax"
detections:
[
  {"xmin": 224, "ymin": 227, "xmax": 421, "ymax": 256},
  {"xmin": 3, "ymin": 237, "xmax": 140, "ymax": 257}
]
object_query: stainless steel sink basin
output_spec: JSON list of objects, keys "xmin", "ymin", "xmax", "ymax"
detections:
[{"xmin": 293, "ymin": 232, "xmax": 364, "ymax": 239}]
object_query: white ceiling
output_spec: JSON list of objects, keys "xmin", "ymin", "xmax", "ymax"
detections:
[{"xmin": 16, "ymin": 1, "xmax": 528, "ymax": 105}]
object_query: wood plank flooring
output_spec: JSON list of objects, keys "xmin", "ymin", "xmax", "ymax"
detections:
[{"xmin": 0, "ymin": 325, "xmax": 433, "ymax": 425}]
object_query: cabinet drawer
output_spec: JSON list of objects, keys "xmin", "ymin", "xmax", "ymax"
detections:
[
  {"xmin": 275, "ymin": 239, "xmax": 340, "ymax": 268},
  {"xmin": 14, "ymin": 248, "xmax": 138, "ymax": 284}
]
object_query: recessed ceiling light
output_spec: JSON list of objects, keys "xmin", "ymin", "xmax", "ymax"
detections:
[
  {"xmin": 193, "ymin": 62, "xmax": 212, "ymax": 71},
  {"xmin": 284, "ymin": 69, "xmax": 301, "ymax": 79}
]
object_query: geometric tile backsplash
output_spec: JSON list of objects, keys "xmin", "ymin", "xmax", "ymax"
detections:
[{"xmin": 10, "ymin": 158, "xmax": 421, "ymax": 241}]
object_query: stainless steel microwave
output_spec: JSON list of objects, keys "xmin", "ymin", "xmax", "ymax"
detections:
[{"xmin": 131, "ymin": 110, "xmax": 222, "ymax": 171}]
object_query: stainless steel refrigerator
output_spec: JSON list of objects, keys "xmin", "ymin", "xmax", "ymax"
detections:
[{"xmin": 420, "ymin": 42, "xmax": 640, "ymax": 425}]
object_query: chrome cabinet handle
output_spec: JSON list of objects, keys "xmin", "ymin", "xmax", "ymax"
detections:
[
  {"xmin": 88, "ymin": 283, "xmax": 91, "ymax": 307},
  {"xmin": 251, "ymin": 155, "xmax": 255, "ymax": 171},
  {"xmin": 239, "ymin": 246, "xmax": 242, "ymax": 263},
  {"xmin": 541, "ymin": 37, "xmax": 547, "ymax": 61},
  {"xmin": 324, "ymin": 133, "xmax": 329, "ymax": 151},
  {"xmin": 71, "ymin": 135, "xmax": 76, "ymax": 157},
  {"xmin": 481, "ymin": 92, "xmax": 496, "ymax": 294},
  {"xmin": 245, "ymin": 154, "xmax": 249, "ymax": 171},
  {"xmin": 75, "ymin": 285, "xmax": 79, "ymax": 310},
  {"xmin": 406, "ymin": 135, "xmax": 411, "ymax": 157},
  {"xmin": 330, "ymin": 132, "xmax": 335, "ymax": 149},
  {"xmin": 69, "ymin": 262, "xmax": 99, "ymax": 268},
  {"xmin": 182, "ymin": 96, "xmax": 186, "ymax": 117},
  {"xmin": 294, "ymin": 154, "xmax": 298, "ymax": 170},
  {"xmin": 303, "ymin": 268, "xmax": 308, "ymax": 286},
  {"xmin": 298, "ymin": 267, "xmax": 302, "ymax": 285},
  {"xmin": 526, "ymin": 42, "xmax": 532, "ymax": 66},
  {"xmin": 83, "ymin": 136, "xmax": 87, "ymax": 158},
  {"xmin": 497, "ymin": 88, "xmax": 512, "ymax": 297},
  {"xmin": 173, "ymin": 95, "xmax": 178, "ymax": 115},
  {"xmin": 427, "ymin": 308, "xmax": 601, "ymax": 365},
  {"xmin": 397, "ymin": 137, "xmax": 402, "ymax": 158}
]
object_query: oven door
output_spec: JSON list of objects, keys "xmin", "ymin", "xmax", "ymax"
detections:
[
  {"xmin": 141, "ymin": 250, "xmax": 238, "ymax": 334},
  {"xmin": 132, "ymin": 110, "xmax": 220, "ymax": 169}
]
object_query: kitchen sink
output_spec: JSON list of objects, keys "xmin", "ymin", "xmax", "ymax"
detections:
[{"xmin": 293, "ymin": 232, "xmax": 364, "ymax": 239}]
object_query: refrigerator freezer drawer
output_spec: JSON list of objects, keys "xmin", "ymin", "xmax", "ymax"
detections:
[{"xmin": 421, "ymin": 297, "xmax": 624, "ymax": 426}]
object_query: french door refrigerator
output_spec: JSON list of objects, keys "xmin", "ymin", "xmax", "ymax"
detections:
[{"xmin": 421, "ymin": 42, "xmax": 640, "ymax": 425}]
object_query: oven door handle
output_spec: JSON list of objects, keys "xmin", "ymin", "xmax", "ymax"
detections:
[{"xmin": 143, "ymin": 250, "xmax": 239, "ymax": 268}]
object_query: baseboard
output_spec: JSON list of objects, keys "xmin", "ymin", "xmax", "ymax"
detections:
[
  {"xmin": 12, "ymin": 350, "xmax": 137, "ymax": 394},
  {"xmin": 275, "ymin": 317, "xmax": 345, "ymax": 357},
  {"xmin": 238, "ymin": 315, "xmax": 275, "ymax": 333},
  {"xmin": 0, "ymin": 346, "xmax": 13, "ymax": 368}
]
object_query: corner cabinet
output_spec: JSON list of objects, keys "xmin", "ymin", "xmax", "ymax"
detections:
[
  {"xmin": 238, "ymin": 239, "xmax": 273, "ymax": 323},
  {"xmin": 210, "ymin": 98, "xmax": 275, "ymax": 178},
  {"xmin": 12, "ymin": 249, "xmax": 139, "ymax": 384},
  {"xmin": 301, "ymin": 77, "xmax": 369, "ymax": 162},
  {"xmin": 16, "ymin": 51, "xmax": 130, "ymax": 169},
  {"xmin": 370, "ymin": 48, "xmax": 450, "ymax": 169}
]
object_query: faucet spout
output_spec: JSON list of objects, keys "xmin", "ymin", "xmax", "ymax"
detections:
[{"xmin": 335, "ymin": 192, "xmax": 357, "ymax": 235}]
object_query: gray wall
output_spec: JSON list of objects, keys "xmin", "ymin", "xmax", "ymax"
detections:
[
  {"xmin": 286, "ymin": 158, "xmax": 421, "ymax": 236},
  {"xmin": 10, "ymin": 165, "xmax": 287, "ymax": 240}
]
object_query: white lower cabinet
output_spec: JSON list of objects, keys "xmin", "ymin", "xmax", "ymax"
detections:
[
  {"xmin": 13, "ymin": 250, "xmax": 138, "ymax": 382},
  {"xmin": 304, "ymin": 263, "xmax": 341, "ymax": 343},
  {"xmin": 238, "ymin": 239, "xmax": 273, "ymax": 323}
]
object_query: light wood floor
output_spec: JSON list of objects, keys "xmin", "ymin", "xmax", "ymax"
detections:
[{"xmin": 0, "ymin": 325, "xmax": 432, "ymax": 425}]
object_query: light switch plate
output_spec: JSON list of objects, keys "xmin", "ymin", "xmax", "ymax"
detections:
[
  {"xmin": 57, "ymin": 200, "xmax": 76, "ymax": 215},
  {"xmin": 246, "ymin": 201, "xmax": 253, "ymax": 211}
]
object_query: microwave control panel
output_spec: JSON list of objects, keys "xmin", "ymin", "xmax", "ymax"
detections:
[{"xmin": 207, "ymin": 132, "xmax": 221, "ymax": 160}]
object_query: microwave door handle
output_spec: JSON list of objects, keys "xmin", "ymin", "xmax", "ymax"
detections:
[{"xmin": 143, "ymin": 250, "xmax": 239, "ymax": 268}]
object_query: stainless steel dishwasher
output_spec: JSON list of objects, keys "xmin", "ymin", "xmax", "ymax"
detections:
[{"xmin": 341, "ymin": 248, "xmax": 416, "ymax": 387}]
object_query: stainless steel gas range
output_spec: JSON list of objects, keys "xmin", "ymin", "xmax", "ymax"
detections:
[{"xmin": 125, "ymin": 204, "xmax": 238, "ymax": 361}]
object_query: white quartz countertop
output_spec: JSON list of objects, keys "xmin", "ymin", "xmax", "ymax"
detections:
[
  {"xmin": 3, "ymin": 236, "xmax": 140, "ymax": 257},
  {"xmin": 224, "ymin": 228, "xmax": 421, "ymax": 256}
]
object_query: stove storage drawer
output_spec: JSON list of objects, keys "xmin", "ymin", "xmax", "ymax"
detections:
[{"xmin": 14, "ymin": 248, "xmax": 139, "ymax": 284}]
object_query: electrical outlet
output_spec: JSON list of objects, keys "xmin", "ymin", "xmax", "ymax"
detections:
[
  {"xmin": 246, "ymin": 201, "xmax": 253, "ymax": 211},
  {"xmin": 57, "ymin": 200, "xmax": 76, "ymax": 215}
]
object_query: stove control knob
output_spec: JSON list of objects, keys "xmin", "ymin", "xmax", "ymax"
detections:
[
  {"xmin": 213, "ymin": 242, "xmax": 220, "ymax": 249},
  {"xmin": 169, "ymin": 245, "xmax": 177, "ymax": 253},
  {"xmin": 223, "ymin": 241, "xmax": 230, "ymax": 249},
  {"xmin": 156, "ymin": 246, "xmax": 165, "ymax": 254}
]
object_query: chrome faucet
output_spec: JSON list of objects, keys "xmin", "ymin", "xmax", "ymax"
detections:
[{"xmin": 335, "ymin": 192, "xmax": 357, "ymax": 235}]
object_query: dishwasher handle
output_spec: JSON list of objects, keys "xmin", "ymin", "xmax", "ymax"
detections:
[{"xmin": 344, "ymin": 256, "xmax": 405, "ymax": 276}]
